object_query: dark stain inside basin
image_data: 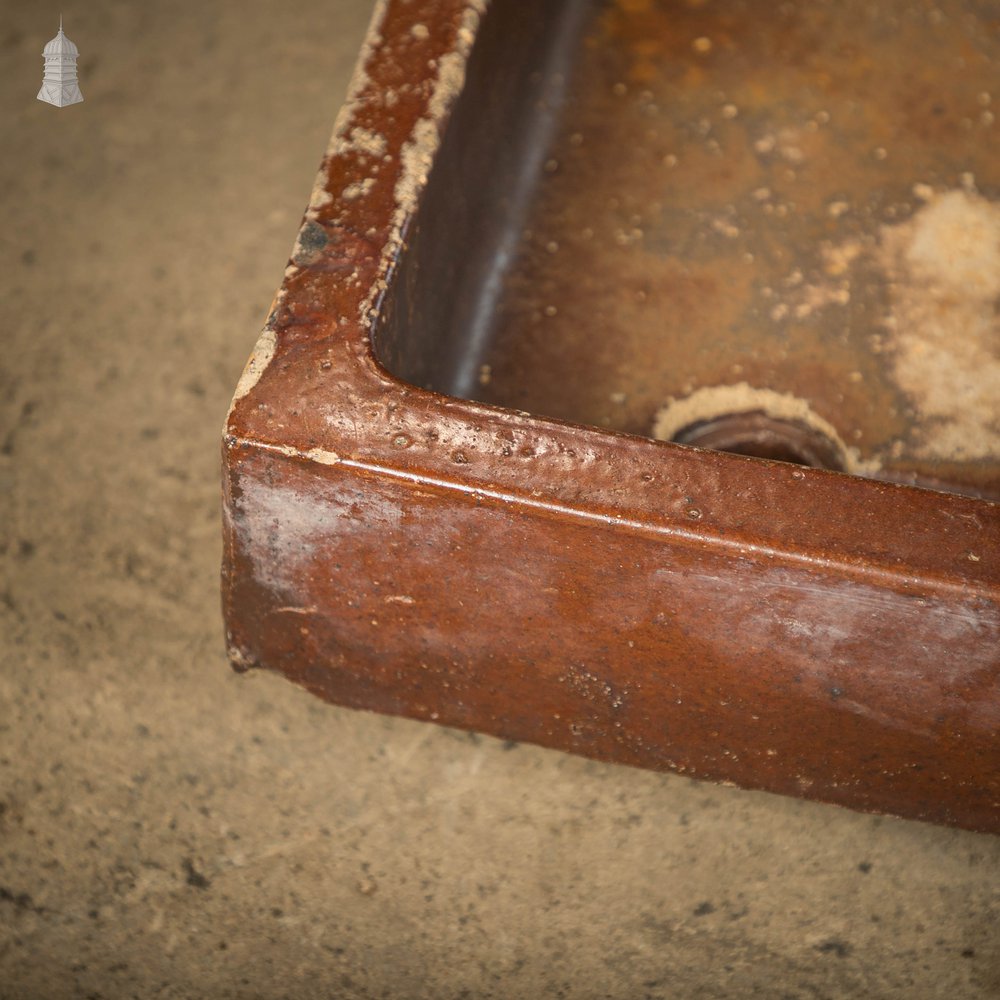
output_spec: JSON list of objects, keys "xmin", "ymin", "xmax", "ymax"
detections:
[{"xmin": 375, "ymin": 0, "xmax": 1000, "ymax": 498}]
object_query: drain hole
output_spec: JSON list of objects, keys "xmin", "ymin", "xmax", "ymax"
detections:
[{"xmin": 671, "ymin": 411, "xmax": 846, "ymax": 471}]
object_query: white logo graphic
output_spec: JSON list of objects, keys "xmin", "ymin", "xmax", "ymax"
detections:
[{"xmin": 37, "ymin": 17, "xmax": 83, "ymax": 108}]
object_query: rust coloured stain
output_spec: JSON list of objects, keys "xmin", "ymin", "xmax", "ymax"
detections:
[{"xmin": 476, "ymin": 0, "xmax": 1000, "ymax": 498}]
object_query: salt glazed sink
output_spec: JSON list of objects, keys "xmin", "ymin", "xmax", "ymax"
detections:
[{"xmin": 223, "ymin": 0, "xmax": 999, "ymax": 832}]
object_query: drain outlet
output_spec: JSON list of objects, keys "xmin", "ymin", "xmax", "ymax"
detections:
[{"xmin": 671, "ymin": 411, "xmax": 846, "ymax": 471}]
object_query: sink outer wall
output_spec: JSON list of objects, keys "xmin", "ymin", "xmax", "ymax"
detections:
[{"xmin": 222, "ymin": 0, "xmax": 1000, "ymax": 833}]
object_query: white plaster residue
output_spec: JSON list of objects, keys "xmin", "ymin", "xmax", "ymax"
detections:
[
  {"xmin": 237, "ymin": 477, "xmax": 402, "ymax": 595},
  {"xmin": 344, "ymin": 126, "xmax": 388, "ymax": 159},
  {"xmin": 657, "ymin": 566, "xmax": 999, "ymax": 737},
  {"xmin": 226, "ymin": 0, "xmax": 396, "ymax": 415},
  {"xmin": 902, "ymin": 190, "xmax": 1000, "ymax": 298},
  {"xmin": 301, "ymin": 447, "xmax": 342, "ymax": 466},
  {"xmin": 231, "ymin": 2, "xmax": 486, "ymax": 422},
  {"xmin": 324, "ymin": 0, "xmax": 390, "ymax": 160},
  {"xmin": 305, "ymin": 0, "xmax": 391, "ymax": 218},
  {"xmin": 236, "ymin": 481, "xmax": 333, "ymax": 594},
  {"xmin": 227, "ymin": 645, "xmax": 255, "ymax": 670},
  {"xmin": 313, "ymin": 130, "xmax": 390, "ymax": 215},
  {"xmin": 342, "ymin": 177, "xmax": 376, "ymax": 201},
  {"xmin": 362, "ymin": 2, "xmax": 487, "ymax": 321},
  {"xmin": 879, "ymin": 188, "xmax": 1000, "ymax": 460},
  {"xmin": 306, "ymin": 182, "xmax": 333, "ymax": 216},
  {"xmin": 228, "ymin": 326, "xmax": 277, "ymax": 418},
  {"xmin": 651, "ymin": 382, "xmax": 881, "ymax": 476}
]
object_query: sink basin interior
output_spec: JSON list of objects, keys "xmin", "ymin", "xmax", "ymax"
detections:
[{"xmin": 375, "ymin": 0, "xmax": 1000, "ymax": 499}]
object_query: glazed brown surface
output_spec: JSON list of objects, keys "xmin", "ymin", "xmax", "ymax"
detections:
[{"xmin": 224, "ymin": 0, "xmax": 1000, "ymax": 832}]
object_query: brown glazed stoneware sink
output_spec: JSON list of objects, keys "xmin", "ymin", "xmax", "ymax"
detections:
[{"xmin": 223, "ymin": 0, "xmax": 1000, "ymax": 832}]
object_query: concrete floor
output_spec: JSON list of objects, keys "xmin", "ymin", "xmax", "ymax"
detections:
[{"xmin": 1, "ymin": 2, "xmax": 998, "ymax": 997}]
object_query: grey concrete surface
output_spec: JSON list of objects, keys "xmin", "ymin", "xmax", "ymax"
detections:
[{"xmin": 1, "ymin": 2, "xmax": 998, "ymax": 998}]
